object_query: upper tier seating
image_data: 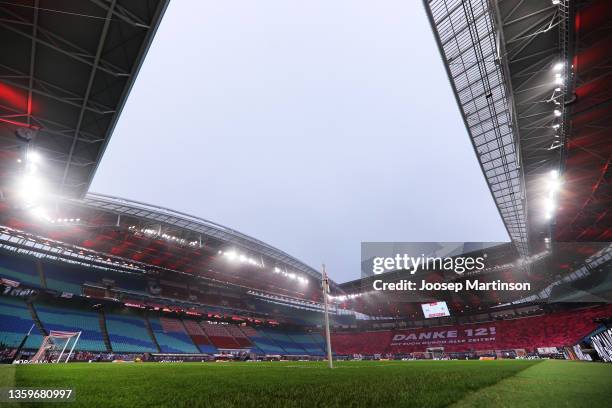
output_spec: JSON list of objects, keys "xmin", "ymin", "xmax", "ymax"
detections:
[
  {"xmin": 105, "ymin": 310, "xmax": 157, "ymax": 353},
  {"xmin": 182, "ymin": 319, "xmax": 217, "ymax": 353},
  {"xmin": 150, "ymin": 317, "xmax": 199, "ymax": 354},
  {"xmin": 0, "ymin": 251, "xmax": 148, "ymax": 295},
  {"xmin": 43, "ymin": 263, "xmax": 83, "ymax": 294},
  {"xmin": 201, "ymin": 323, "xmax": 242, "ymax": 349},
  {"xmin": 0, "ymin": 296, "xmax": 43, "ymax": 349},
  {"xmin": 34, "ymin": 302, "xmax": 107, "ymax": 352},
  {"xmin": 0, "ymin": 255, "xmax": 42, "ymax": 288}
]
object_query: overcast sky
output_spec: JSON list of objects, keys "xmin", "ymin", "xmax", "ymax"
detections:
[{"xmin": 90, "ymin": 0, "xmax": 509, "ymax": 283}]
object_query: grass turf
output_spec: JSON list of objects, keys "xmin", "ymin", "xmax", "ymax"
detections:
[{"xmin": 0, "ymin": 360, "xmax": 610, "ymax": 407}]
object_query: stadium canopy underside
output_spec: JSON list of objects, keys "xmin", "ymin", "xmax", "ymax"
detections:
[
  {"xmin": 0, "ymin": 0, "xmax": 169, "ymax": 198},
  {"xmin": 424, "ymin": 0, "xmax": 611, "ymax": 252},
  {"xmin": 0, "ymin": 192, "xmax": 326, "ymax": 301}
]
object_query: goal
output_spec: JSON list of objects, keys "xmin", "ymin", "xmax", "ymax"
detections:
[
  {"xmin": 426, "ymin": 347, "xmax": 445, "ymax": 359},
  {"xmin": 30, "ymin": 330, "xmax": 81, "ymax": 363}
]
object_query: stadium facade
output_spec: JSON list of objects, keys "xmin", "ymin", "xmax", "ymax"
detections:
[{"xmin": 0, "ymin": 0, "xmax": 610, "ymax": 364}]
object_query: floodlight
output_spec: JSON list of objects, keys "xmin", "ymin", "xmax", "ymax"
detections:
[
  {"xmin": 548, "ymin": 179, "xmax": 561, "ymax": 191},
  {"xmin": 553, "ymin": 62, "xmax": 564, "ymax": 71},
  {"xmin": 31, "ymin": 206, "xmax": 49, "ymax": 220},
  {"xmin": 225, "ymin": 251, "xmax": 238, "ymax": 261},
  {"xmin": 18, "ymin": 175, "xmax": 44, "ymax": 202},
  {"xmin": 553, "ymin": 109, "xmax": 562, "ymax": 117},
  {"xmin": 27, "ymin": 151, "xmax": 41, "ymax": 163}
]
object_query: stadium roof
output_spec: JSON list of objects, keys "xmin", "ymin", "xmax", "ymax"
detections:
[
  {"xmin": 0, "ymin": 190, "xmax": 328, "ymax": 301},
  {"xmin": 424, "ymin": 0, "xmax": 611, "ymax": 250},
  {"xmin": 0, "ymin": 0, "xmax": 169, "ymax": 197},
  {"xmin": 75, "ymin": 192, "xmax": 322, "ymax": 280}
]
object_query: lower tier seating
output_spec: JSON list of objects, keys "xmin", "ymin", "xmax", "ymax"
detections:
[
  {"xmin": 224, "ymin": 325, "xmax": 252, "ymax": 348},
  {"xmin": 260, "ymin": 329, "xmax": 307, "ymax": 355},
  {"xmin": 332, "ymin": 305, "xmax": 612, "ymax": 355},
  {"xmin": 150, "ymin": 317, "xmax": 199, "ymax": 353},
  {"xmin": 0, "ymin": 296, "xmax": 43, "ymax": 349},
  {"xmin": 202, "ymin": 323, "xmax": 241, "ymax": 349},
  {"xmin": 240, "ymin": 327, "xmax": 286, "ymax": 355},
  {"xmin": 183, "ymin": 320, "xmax": 217, "ymax": 353},
  {"xmin": 287, "ymin": 332, "xmax": 325, "ymax": 355},
  {"xmin": 105, "ymin": 311, "xmax": 157, "ymax": 353},
  {"xmin": 34, "ymin": 302, "xmax": 107, "ymax": 352}
]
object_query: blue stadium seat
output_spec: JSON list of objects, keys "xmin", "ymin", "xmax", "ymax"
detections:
[
  {"xmin": 0, "ymin": 296, "xmax": 43, "ymax": 349},
  {"xmin": 287, "ymin": 332, "xmax": 325, "ymax": 356},
  {"xmin": 43, "ymin": 263, "xmax": 83, "ymax": 294},
  {"xmin": 34, "ymin": 303, "xmax": 107, "ymax": 352},
  {"xmin": 105, "ymin": 311, "xmax": 157, "ymax": 353},
  {"xmin": 261, "ymin": 329, "xmax": 308, "ymax": 355},
  {"xmin": 149, "ymin": 318, "xmax": 199, "ymax": 353},
  {"xmin": 0, "ymin": 255, "xmax": 42, "ymax": 288}
]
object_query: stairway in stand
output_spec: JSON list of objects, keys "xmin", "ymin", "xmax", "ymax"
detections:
[
  {"xmin": 98, "ymin": 309, "xmax": 113, "ymax": 352},
  {"xmin": 26, "ymin": 301, "xmax": 46, "ymax": 335},
  {"xmin": 144, "ymin": 313, "xmax": 162, "ymax": 352}
]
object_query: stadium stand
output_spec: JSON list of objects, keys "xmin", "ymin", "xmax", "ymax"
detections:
[
  {"xmin": 0, "ymin": 296, "xmax": 43, "ymax": 349},
  {"xmin": 182, "ymin": 319, "xmax": 217, "ymax": 353},
  {"xmin": 104, "ymin": 310, "xmax": 157, "ymax": 353},
  {"xmin": 149, "ymin": 317, "xmax": 199, "ymax": 354},
  {"xmin": 42, "ymin": 263, "xmax": 83, "ymax": 295},
  {"xmin": 201, "ymin": 323, "xmax": 242, "ymax": 349},
  {"xmin": 308, "ymin": 333, "xmax": 327, "ymax": 351},
  {"xmin": 224, "ymin": 325, "xmax": 252, "ymax": 348},
  {"xmin": 1, "ymin": 253, "xmax": 149, "ymax": 298},
  {"xmin": 239, "ymin": 326, "xmax": 285, "ymax": 355},
  {"xmin": 332, "ymin": 305, "xmax": 612, "ymax": 355},
  {"xmin": 259, "ymin": 329, "xmax": 308, "ymax": 355},
  {"xmin": 331, "ymin": 331, "xmax": 395, "ymax": 355},
  {"xmin": 287, "ymin": 332, "xmax": 325, "ymax": 355},
  {"xmin": 0, "ymin": 255, "xmax": 42, "ymax": 288},
  {"xmin": 33, "ymin": 302, "xmax": 107, "ymax": 352}
]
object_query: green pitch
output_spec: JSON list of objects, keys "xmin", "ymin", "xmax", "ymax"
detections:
[{"xmin": 2, "ymin": 360, "xmax": 611, "ymax": 407}]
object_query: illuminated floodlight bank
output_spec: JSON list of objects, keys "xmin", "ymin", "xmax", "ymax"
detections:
[
  {"xmin": 544, "ymin": 170, "xmax": 562, "ymax": 220},
  {"xmin": 220, "ymin": 249, "xmax": 308, "ymax": 284},
  {"xmin": 128, "ymin": 225, "xmax": 199, "ymax": 247}
]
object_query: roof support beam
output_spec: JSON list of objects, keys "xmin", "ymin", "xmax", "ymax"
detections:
[
  {"xmin": 60, "ymin": 0, "xmax": 117, "ymax": 193},
  {"xmin": 0, "ymin": 8, "xmax": 129, "ymax": 78}
]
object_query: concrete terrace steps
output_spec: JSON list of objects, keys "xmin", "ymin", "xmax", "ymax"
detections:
[
  {"xmin": 98, "ymin": 309, "xmax": 112, "ymax": 352},
  {"xmin": 26, "ymin": 301, "xmax": 46, "ymax": 336},
  {"xmin": 144, "ymin": 314, "xmax": 162, "ymax": 353}
]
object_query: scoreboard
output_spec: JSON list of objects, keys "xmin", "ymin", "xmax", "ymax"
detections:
[{"xmin": 421, "ymin": 301, "xmax": 450, "ymax": 318}]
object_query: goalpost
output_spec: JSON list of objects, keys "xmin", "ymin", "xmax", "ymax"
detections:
[{"xmin": 30, "ymin": 330, "xmax": 81, "ymax": 363}]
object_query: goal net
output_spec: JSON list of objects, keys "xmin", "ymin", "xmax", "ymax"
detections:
[
  {"xmin": 30, "ymin": 330, "xmax": 81, "ymax": 363},
  {"xmin": 426, "ymin": 347, "xmax": 445, "ymax": 359}
]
